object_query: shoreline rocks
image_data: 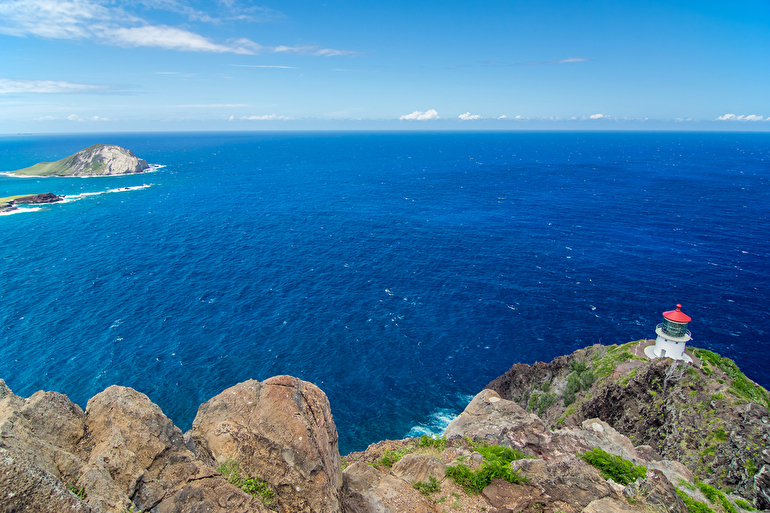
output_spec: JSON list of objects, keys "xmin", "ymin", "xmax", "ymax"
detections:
[{"xmin": 0, "ymin": 192, "xmax": 63, "ymax": 212}]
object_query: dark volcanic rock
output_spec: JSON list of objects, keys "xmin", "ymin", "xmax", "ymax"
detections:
[{"xmin": 13, "ymin": 192, "xmax": 63, "ymax": 204}]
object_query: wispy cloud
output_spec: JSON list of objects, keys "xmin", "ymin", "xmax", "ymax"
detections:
[
  {"xmin": 458, "ymin": 112, "xmax": 482, "ymax": 120},
  {"xmin": 237, "ymin": 114, "xmax": 292, "ymax": 120},
  {"xmin": 716, "ymin": 113, "xmax": 764, "ymax": 121},
  {"xmin": 399, "ymin": 109, "xmax": 439, "ymax": 120},
  {"xmin": 521, "ymin": 57, "xmax": 590, "ymax": 66},
  {"xmin": 0, "ymin": 0, "xmax": 352, "ymax": 56},
  {"xmin": 0, "ymin": 78, "xmax": 109, "ymax": 94},
  {"xmin": 230, "ymin": 64, "xmax": 299, "ymax": 69},
  {"xmin": 177, "ymin": 103, "xmax": 248, "ymax": 108},
  {"xmin": 272, "ymin": 45, "xmax": 357, "ymax": 57}
]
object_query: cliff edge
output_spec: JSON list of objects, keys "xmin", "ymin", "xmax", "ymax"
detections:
[{"xmin": 1, "ymin": 343, "xmax": 768, "ymax": 513}]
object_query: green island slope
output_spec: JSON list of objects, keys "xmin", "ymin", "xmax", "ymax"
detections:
[{"xmin": 8, "ymin": 144, "xmax": 149, "ymax": 177}]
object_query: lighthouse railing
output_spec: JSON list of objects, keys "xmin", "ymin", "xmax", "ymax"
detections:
[{"xmin": 656, "ymin": 323, "xmax": 691, "ymax": 340}]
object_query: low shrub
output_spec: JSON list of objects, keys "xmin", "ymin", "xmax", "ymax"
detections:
[
  {"xmin": 677, "ymin": 489, "xmax": 715, "ymax": 513},
  {"xmin": 579, "ymin": 447, "xmax": 647, "ymax": 486},
  {"xmin": 413, "ymin": 476, "xmax": 441, "ymax": 494},
  {"xmin": 445, "ymin": 443, "xmax": 530, "ymax": 494},
  {"xmin": 217, "ymin": 459, "xmax": 276, "ymax": 507},
  {"xmin": 417, "ymin": 435, "xmax": 447, "ymax": 451}
]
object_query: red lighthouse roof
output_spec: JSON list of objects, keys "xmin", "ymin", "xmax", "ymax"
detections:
[{"xmin": 663, "ymin": 304, "xmax": 691, "ymax": 323}]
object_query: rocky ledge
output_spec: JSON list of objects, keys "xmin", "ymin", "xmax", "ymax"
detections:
[
  {"xmin": 1, "ymin": 343, "xmax": 768, "ymax": 513},
  {"xmin": 0, "ymin": 192, "xmax": 63, "ymax": 212},
  {"xmin": 8, "ymin": 144, "xmax": 149, "ymax": 176}
]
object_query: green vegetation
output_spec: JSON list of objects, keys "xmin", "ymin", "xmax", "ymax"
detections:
[
  {"xmin": 0, "ymin": 194, "xmax": 44, "ymax": 204},
  {"xmin": 445, "ymin": 443, "xmax": 531, "ymax": 494},
  {"xmin": 9, "ymin": 145, "xmax": 108, "ymax": 176},
  {"xmin": 734, "ymin": 498, "xmax": 756, "ymax": 511},
  {"xmin": 691, "ymin": 348, "xmax": 770, "ymax": 410},
  {"xmin": 417, "ymin": 435, "xmax": 447, "ymax": 451},
  {"xmin": 529, "ymin": 391, "xmax": 557, "ymax": 415},
  {"xmin": 217, "ymin": 459, "xmax": 276, "ymax": 507},
  {"xmin": 378, "ymin": 447, "xmax": 414, "ymax": 467},
  {"xmin": 592, "ymin": 341, "xmax": 646, "ymax": 378},
  {"xmin": 563, "ymin": 359, "xmax": 596, "ymax": 407},
  {"xmin": 695, "ymin": 478, "xmax": 737, "ymax": 513},
  {"xmin": 579, "ymin": 447, "xmax": 647, "ymax": 486},
  {"xmin": 68, "ymin": 485, "xmax": 87, "ymax": 500},
  {"xmin": 413, "ymin": 476, "xmax": 441, "ymax": 494},
  {"xmin": 677, "ymin": 489, "xmax": 716, "ymax": 513}
]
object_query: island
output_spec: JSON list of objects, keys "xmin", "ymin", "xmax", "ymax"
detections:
[
  {"xmin": 7, "ymin": 144, "xmax": 149, "ymax": 177},
  {"xmin": 0, "ymin": 192, "xmax": 63, "ymax": 213}
]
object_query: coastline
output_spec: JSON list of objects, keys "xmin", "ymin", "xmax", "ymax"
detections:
[{"xmin": 1, "ymin": 342, "xmax": 768, "ymax": 513}]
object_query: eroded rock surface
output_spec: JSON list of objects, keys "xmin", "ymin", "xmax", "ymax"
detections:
[
  {"xmin": 0, "ymin": 379, "xmax": 269, "ymax": 513},
  {"xmin": 193, "ymin": 376, "xmax": 343, "ymax": 513}
]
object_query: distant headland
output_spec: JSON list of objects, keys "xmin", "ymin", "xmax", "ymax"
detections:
[{"xmin": 7, "ymin": 144, "xmax": 150, "ymax": 177}]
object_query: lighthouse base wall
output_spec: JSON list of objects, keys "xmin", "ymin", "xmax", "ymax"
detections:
[{"xmin": 649, "ymin": 335, "xmax": 689, "ymax": 361}]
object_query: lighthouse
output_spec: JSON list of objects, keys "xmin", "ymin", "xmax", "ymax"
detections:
[{"xmin": 644, "ymin": 304, "xmax": 693, "ymax": 363}]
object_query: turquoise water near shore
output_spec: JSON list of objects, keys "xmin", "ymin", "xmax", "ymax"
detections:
[{"xmin": 1, "ymin": 131, "xmax": 768, "ymax": 454}]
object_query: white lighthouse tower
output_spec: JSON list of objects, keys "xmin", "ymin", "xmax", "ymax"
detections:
[{"xmin": 644, "ymin": 304, "xmax": 693, "ymax": 363}]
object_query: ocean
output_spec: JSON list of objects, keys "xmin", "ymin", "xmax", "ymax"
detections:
[{"xmin": 1, "ymin": 131, "xmax": 768, "ymax": 454}]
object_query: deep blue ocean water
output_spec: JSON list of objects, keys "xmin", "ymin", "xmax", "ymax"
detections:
[{"xmin": 1, "ymin": 131, "xmax": 768, "ymax": 454}]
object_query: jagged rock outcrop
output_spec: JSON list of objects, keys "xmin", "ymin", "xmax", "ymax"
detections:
[
  {"xmin": 192, "ymin": 376, "xmax": 343, "ymax": 513},
  {"xmin": 488, "ymin": 342, "xmax": 770, "ymax": 502},
  {"xmin": 0, "ymin": 379, "xmax": 270, "ymax": 513},
  {"xmin": 2, "ymin": 342, "xmax": 766, "ymax": 513},
  {"xmin": 9, "ymin": 144, "xmax": 150, "ymax": 176}
]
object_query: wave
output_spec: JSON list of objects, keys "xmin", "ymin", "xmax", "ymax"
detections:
[
  {"xmin": 1, "ymin": 184, "xmax": 153, "ymax": 216},
  {"xmin": 1, "ymin": 164, "xmax": 163, "ymax": 179},
  {"xmin": 59, "ymin": 184, "xmax": 153, "ymax": 203},
  {"xmin": 405, "ymin": 407, "xmax": 461, "ymax": 438}
]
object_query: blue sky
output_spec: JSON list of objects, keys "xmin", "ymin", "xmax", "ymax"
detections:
[{"xmin": 1, "ymin": 0, "xmax": 768, "ymax": 132}]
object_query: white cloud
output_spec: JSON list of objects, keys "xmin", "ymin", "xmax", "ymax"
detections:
[
  {"xmin": 0, "ymin": 0, "xmax": 351, "ymax": 55},
  {"xmin": 240, "ymin": 114, "xmax": 291, "ymax": 120},
  {"xmin": 33, "ymin": 115, "xmax": 57, "ymax": 120},
  {"xmin": 459, "ymin": 112, "xmax": 482, "ymax": 120},
  {"xmin": 498, "ymin": 115, "xmax": 507, "ymax": 119},
  {"xmin": 399, "ymin": 109, "xmax": 439, "ymax": 120},
  {"xmin": 90, "ymin": 115, "xmax": 110, "ymax": 121},
  {"xmin": 105, "ymin": 25, "xmax": 257, "ymax": 53},
  {"xmin": 0, "ymin": 78, "xmax": 108, "ymax": 94},
  {"xmin": 589, "ymin": 113, "xmax": 605, "ymax": 119},
  {"xmin": 716, "ymin": 113, "xmax": 764, "ymax": 121},
  {"xmin": 67, "ymin": 114, "xmax": 82, "ymax": 121}
]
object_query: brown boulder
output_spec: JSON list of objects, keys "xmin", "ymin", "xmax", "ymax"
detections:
[
  {"xmin": 391, "ymin": 454, "xmax": 446, "ymax": 484},
  {"xmin": 82, "ymin": 385, "xmax": 270, "ymax": 513},
  {"xmin": 445, "ymin": 389, "xmax": 549, "ymax": 451},
  {"xmin": 192, "ymin": 376, "xmax": 343, "ymax": 513}
]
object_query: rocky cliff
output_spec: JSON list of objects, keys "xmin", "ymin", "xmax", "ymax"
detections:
[
  {"xmin": 9, "ymin": 144, "xmax": 150, "ymax": 176},
  {"xmin": 1, "ymin": 343, "xmax": 768, "ymax": 513}
]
